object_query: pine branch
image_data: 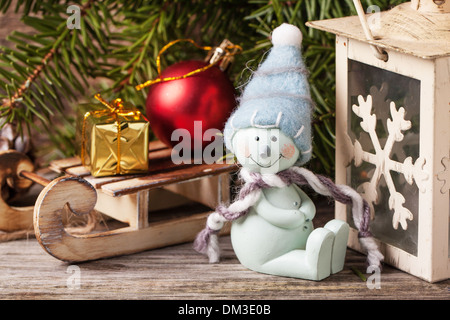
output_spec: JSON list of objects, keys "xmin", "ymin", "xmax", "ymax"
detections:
[
  {"xmin": 0, "ymin": 0, "xmax": 407, "ymax": 172},
  {"xmin": 0, "ymin": 0, "xmax": 69, "ymax": 15},
  {"xmin": 0, "ymin": 0, "xmax": 113, "ymax": 157},
  {"xmin": 1, "ymin": 46, "xmax": 55, "ymax": 114}
]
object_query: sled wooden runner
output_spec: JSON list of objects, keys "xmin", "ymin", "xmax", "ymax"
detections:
[{"xmin": 33, "ymin": 141, "xmax": 237, "ymax": 262}]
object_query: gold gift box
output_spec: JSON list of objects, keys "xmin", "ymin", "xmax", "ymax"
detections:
[{"xmin": 80, "ymin": 95, "xmax": 150, "ymax": 177}]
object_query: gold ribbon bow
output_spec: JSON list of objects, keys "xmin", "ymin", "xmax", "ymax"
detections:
[
  {"xmin": 81, "ymin": 93, "xmax": 146, "ymax": 175},
  {"xmin": 135, "ymin": 38, "xmax": 242, "ymax": 91}
]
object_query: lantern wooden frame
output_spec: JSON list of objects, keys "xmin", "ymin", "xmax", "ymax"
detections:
[{"xmin": 307, "ymin": 2, "xmax": 449, "ymax": 282}]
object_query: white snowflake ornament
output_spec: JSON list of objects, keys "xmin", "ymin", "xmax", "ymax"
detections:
[{"xmin": 349, "ymin": 93, "xmax": 429, "ymax": 230}]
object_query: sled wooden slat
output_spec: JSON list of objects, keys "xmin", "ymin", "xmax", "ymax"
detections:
[
  {"xmin": 48, "ymin": 157, "xmax": 82, "ymax": 173},
  {"xmin": 100, "ymin": 162, "xmax": 236, "ymax": 197},
  {"xmin": 64, "ymin": 166, "xmax": 90, "ymax": 176},
  {"xmin": 46, "ymin": 140, "xmax": 237, "ymax": 197},
  {"xmin": 83, "ymin": 174, "xmax": 140, "ymax": 189}
]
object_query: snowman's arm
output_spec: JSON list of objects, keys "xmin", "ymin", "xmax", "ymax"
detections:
[
  {"xmin": 292, "ymin": 184, "xmax": 316, "ymax": 221},
  {"xmin": 254, "ymin": 192, "xmax": 306, "ymax": 229}
]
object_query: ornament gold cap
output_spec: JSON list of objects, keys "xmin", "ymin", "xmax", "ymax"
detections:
[{"xmin": 205, "ymin": 39, "xmax": 241, "ymax": 72}]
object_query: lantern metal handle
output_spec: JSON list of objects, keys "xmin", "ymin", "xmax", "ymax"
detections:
[{"xmin": 352, "ymin": 0, "xmax": 389, "ymax": 62}]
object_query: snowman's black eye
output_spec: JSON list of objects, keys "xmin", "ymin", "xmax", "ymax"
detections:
[{"xmin": 255, "ymin": 136, "xmax": 260, "ymax": 141}]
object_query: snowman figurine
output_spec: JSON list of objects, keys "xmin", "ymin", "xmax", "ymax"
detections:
[
  {"xmin": 194, "ymin": 24, "xmax": 380, "ymax": 280},
  {"xmin": 229, "ymin": 128, "xmax": 349, "ymax": 281}
]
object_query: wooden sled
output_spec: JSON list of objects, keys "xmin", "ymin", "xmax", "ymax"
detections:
[
  {"xmin": 0, "ymin": 150, "xmax": 35, "ymax": 235},
  {"xmin": 32, "ymin": 141, "xmax": 236, "ymax": 262}
]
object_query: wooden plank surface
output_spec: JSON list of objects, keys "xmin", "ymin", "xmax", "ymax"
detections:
[
  {"xmin": 0, "ymin": 236, "xmax": 448, "ymax": 300},
  {"xmin": 1, "ymin": 203, "xmax": 448, "ymax": 300}
]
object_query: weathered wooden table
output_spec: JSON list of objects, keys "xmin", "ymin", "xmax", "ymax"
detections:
[
  {"xmin": 0, "ymin": 143, "xmax": 448, "ymax": 300},
  {"xmin": 1, "ymin": 202, "xmax": 448, "ymax": 300}
]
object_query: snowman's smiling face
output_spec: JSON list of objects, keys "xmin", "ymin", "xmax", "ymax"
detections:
[{"xmin": 232, "ymin": 128, "xmax": 299, "ymax": 174}]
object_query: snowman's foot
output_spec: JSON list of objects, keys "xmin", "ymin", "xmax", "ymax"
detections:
[
  {"xmin": 305, "ymin": 227, "xmax": 334, "ymax": 280},
  {"xmin": 253, "ymin": 228, "xmax": 334, "ymax": 281},
  {"xmin": 324, "ymin": 219, "xmax": 350, "ymax": 274}
]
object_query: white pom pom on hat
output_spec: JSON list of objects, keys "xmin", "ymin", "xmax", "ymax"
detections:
[{"xmin": 271, "ymin": 23, "xmax": 303, "ymax": 47}]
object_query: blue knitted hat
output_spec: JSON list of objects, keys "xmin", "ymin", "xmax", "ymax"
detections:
[{"xmin": 224, "ymin": 23, "xmax": 313, "ymax": 165}]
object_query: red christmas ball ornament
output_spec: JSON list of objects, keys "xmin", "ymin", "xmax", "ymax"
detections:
[{"xmin": 145, "ymin": 60, "xmax": 236, "ymax": 153}]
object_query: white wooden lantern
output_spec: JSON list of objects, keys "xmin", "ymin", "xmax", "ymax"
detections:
[{"xmin": 307, "ymin": 0, "xmax": 450, "ymax": 282}]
